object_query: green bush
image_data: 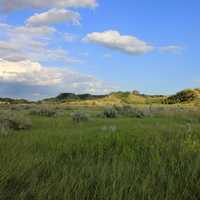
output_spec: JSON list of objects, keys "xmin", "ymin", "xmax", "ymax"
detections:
[
  {"xmin": 9, "ymin": 104, "xmax": 34, "ymax": 111},
  {"xmin": 114, "ymin": 105, "xmax": 151, "ymax": 118},
  {"xmin": 114, "ymin": 105, "xmax": 133, "ymax": 115},
  {"xmin": 103, "ymin": 107, "xmax": 118, "ymax": 118},
  {"xmin": 0, "ymin": 111, "xmax": 32, "ymax": 135},
  {"xmin": 30, "ymin": 106, "xmax": 57, "ymax": 117},
  {"xmin": 71, "ymin": 111, "xmax": 90, "ymax": 123}
]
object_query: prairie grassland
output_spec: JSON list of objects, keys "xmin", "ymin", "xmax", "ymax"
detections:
[{"xmin": 0, "ymin": 105, "xmax": 200, "ymax": 200}]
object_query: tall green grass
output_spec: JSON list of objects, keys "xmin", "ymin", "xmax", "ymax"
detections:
[{"xmin": 0, "ymin": 107, "xmax": 200, "ymax": 199}]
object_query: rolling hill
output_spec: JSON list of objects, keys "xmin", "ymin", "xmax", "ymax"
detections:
[
  {"xmin": 1, "ymin": 88, "xmax": 200, "ymax": 106},
  {"xmin": 41, "ymin": 91, "xmax": 166, "ymax": 106},
  {"xmin": 41, "ymin": 88, "xmax": 200, "ymax": 106}
]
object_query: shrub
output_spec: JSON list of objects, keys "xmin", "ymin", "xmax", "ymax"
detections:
[
  {"xmin": 0, "ymin": 111, "xmax": 32, "ymax": 135},
  {"xmin": 30, "ymin": 106, "xmax": 57, "ymax": 117},
  {"xmin": 71, "ymin": 111, "xmax": 90, "ymax": 123},
  {"xmin": 114, "ymin": 105, "xmax": 133, "ymax": 115},
  {"xmin": 103, "ymin": 107, "xmax": 118, "ymax": 118},
  {"xmin": 127, "ymin": 108, "xmax": 147, "ymax": 118},
  {"xmin": 9, "ymin": 104, "xmax": 34, "ymax": 111},
  {"xmin": 114, "ymin": 105, "xmax": 151, "ymax": 118}
]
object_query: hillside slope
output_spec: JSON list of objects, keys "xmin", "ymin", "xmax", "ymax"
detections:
[
  {"xmin": 2, "ymin": 88, "xmax": 200, "ymax": 106},
  {"xmin": 41, "ymin": 91, "xmax": 166, "ymax": 106},
  {"xmin": 164, "ymin": 88, "xmax": 200, "ymax": 105}
]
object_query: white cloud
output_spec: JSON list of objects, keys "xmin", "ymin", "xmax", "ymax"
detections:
[
  {"xmin": 26, "ymin": 9, "xmax": 80, "ymax": 27},
  {"xmin": 0, "ymin": 59, "xmax": 114, "ymax": 99},
  {"xmin": 160, "ymin": 45, "xmax": 183, "ymax": 53},
  {"xmin": 83, "ymin": 30, "xmax": 183, "ymax": 55},
  {"xmin": 83, "ymin": 30, "xmax": 154, "ymax": 55},
  {"xmin": 0, "ymin": 0, "xmax": 97, "ymax": 12},
  {"xmin": 0, "ymin": 22, "xmax": 56, "ymax": 37},
  {"xmin": 0, "ymin": 23, "xmax": 78, "ymax": 63},
  {"xmin": 0, "ymin": 59, "xmax": 61, "ymax": 86}
]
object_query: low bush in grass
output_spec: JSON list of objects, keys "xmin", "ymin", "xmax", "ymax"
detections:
[
  {"xmin": 30, "ymin": 106, "xmax": 57, "ymax": 117},
  {"xmin": 71, "ymin": 111, "xmax": 90, "ymax": 123},
  {"xmin": 0, "ymin": 111, "xmax": 32, "ymax": 135},
  {"xmin": 103, "ymin": 107, "xmax": 118, "ymax": 118},
  {"xmin": 114, "ymin": 105, "xmax": 134, "ymax": 116},
  {"xmin": 9, "ymin": 104, "xmax": 34, "ymax": 111},
  {"xmin": 98, "ymin": 106, "xmax": 151, "ymax": 119},
  {"xmin": 114, "ymin": 105, "xmax": 151, "ymax": 118}
]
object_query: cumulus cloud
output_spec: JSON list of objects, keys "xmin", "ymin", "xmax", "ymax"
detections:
[
  {"xmin": 26, "ymin": 9, "xmax": 81, "ymax": 27},
  {"xmin": 83, "ymin": 30, "xmax": 154, "ymax": 55},
  {"xmin": 83, "ymin": 30, "xmax": 183, "ymax": 56},
  {"xmin": 0, "ymin": 23, "xmax": 78, "ymax": 63},
  {"xmin": 0, "ymin": 59, "xmax": 114, "ymax": 99},
  {"xmin": 0, "ymin": 59, "xmax": 61, "ymax": 86},
  {"xmin": 0, "ymin": 0, "xmax": 97, "ymax": 12},
  {"xmin": 0, "ymin": 22, "xmax": 56, "ymax": 37}
]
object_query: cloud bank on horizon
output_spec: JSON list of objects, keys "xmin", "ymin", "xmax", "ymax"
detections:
[
  {"xmin": 0, "ymin": 59, "xmax": 113, "ymax": 99},
  {"xmin": 0, "ymin": 0, "xmax": 187, "ymax": 99}
]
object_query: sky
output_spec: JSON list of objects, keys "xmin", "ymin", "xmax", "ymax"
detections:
[{"xmin": 0, "ymin": 0, "xmax": 200, "ymax": 100}]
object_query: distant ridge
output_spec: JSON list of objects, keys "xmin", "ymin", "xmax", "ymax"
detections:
[
  {"xmin": 37, "ymin": 88, "xmax": 200, "ymax": 106},
  {"xmin": 0, "ymin": 98, "xmax": 31, "ymax": 104},
  {"xmin": 41, "ymin": 91, "xmax": 166, "ymax": 105},
  {"xmin": 42, "ymin": 93, "xmax": 108, "ymax": 102},
  {"xmin": 1, "ymin": 88, "xmax": 200, "ymax": 105}
]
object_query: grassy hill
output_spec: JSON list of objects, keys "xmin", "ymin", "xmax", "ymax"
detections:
[
  {"xmin": 164, "ymin": 88, "xmax": 200, "ymax": 105},
  {"xmin": 41, "ymin": 91, "xmax": 166, "ymax": 106},
  {"xmin": 0, "ymin": 98, "xmax": 31, "ymax": 105},
  {"xmin": 1, "ymin": 88, "xmax": 200, "ymax": 106},
  {"xmin": 42, "ymin": 93, "xmax": 108, "ymax": 102},
  {"xmin": 48, "ymin": 89, "xmax": 200, "ymax": 106}
]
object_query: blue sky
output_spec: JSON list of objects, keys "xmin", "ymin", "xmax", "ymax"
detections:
[{"xmin": 0, "ymin": 0, "xmax": 200, "ymax": 99}]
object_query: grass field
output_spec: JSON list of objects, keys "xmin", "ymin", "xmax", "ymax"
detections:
[{"xmin": 0, "ymin": 105, "xmax": 200, "ymax": 199}]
